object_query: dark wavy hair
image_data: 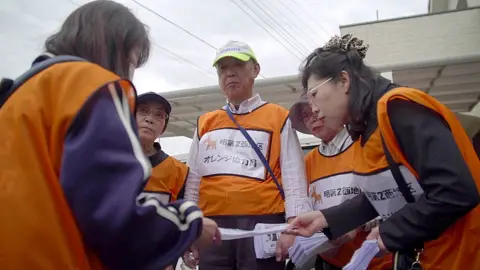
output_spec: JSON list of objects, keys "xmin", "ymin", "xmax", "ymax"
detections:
[
  {"xmin": 300, "ymin": 48, "xmax": 378, "ymax": 140},
  {"xmin": 45, "ymin": 0, "xmax": 150, "ymax": 78}
]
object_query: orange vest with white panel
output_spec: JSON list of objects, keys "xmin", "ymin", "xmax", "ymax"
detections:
[
  {"xmin": 354, "ymin": 87, "xmax": 480, "ymax": 269},
  {"xmin": 196, "ymin": 103, "xmax": 289, "ymax": 217},
  {"xmin": 305, "ymin": 140, "xmax": 391, "ymax": 269}
]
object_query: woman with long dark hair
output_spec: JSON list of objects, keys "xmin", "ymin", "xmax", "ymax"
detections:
[
  {"xmin": 285, "ymin": 34, "xmax": 480, "ymax": 270},
  {"xmin": 0, "ymin": 1, "xmax": 219, "ymax": 269}
]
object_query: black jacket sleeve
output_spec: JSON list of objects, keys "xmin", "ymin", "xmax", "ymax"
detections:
[
  {"xmin": 379, "ymin": 99, "xmax": 480, "ymax": 251},
  {"xmin": 322, "ymin": 193, "xmax": 378, "ymax": 239}
]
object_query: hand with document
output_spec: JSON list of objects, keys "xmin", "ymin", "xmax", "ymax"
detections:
[
  {"xmin": 217, "ymin": 222, "xmax": 335, "ymax": 265},
  {"xmin": 287, "ymin": 232, "xmax": 380, "ymax": 269},
  {"xmin": 252, "ymin": 223, "xmax": 287, "ymax": 259},
  {"xmin": 217, "ymin": 223, "xmax": 288, "ymax": 260},
  {"xmin": 288, "ymin": 232, "xmax": 337, "ymax": 267},
  {"xmin": 212, "ymin": 220, "xmax": 381, "ymax": 270},
  {"xmin": 283, "ymin": 211, "xmax": 385, "ymax": 269},
  {"xmin": 218, "ymin": 223, "xmax": 288, "ymax": 240}
]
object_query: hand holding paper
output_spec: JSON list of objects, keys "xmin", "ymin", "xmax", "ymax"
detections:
[
  {"xmin": 287, "ymin": 232, "xmax": 338, "ymax": 268},
  {"xmin": 218, "ymin": 223, "xmax": 288, "ymax": 240},
  {"xmin": 366, "ymin": 226, "xmax": 388, "ymax": 254},
  {"xmin": 275, "ymin": 233, "xmax": 295, "ymax": 262},
  {"xmin": 195, "ymin": 218, "xmax": 222, "ymax": 248},
  {"xmin": 284, "ymin": 211, "xmax": 328, "ymax": 237},
  {"xmin": 253, "ymin": 223, "xmax": 285, "ymax": 259}
]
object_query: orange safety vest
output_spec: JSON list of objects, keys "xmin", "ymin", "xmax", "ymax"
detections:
[
  {"xmin": 142, "ymin": 156, "xmax": 189, "ymax": 203},
  {"xmin": 353, "ymin": 87, "xmax": 480, "ymax": 270},
  {"xmin": 0, "ymin": 61, "xmax": 135, "ymax": 270},
  {"xmin": 196, "ymin": 103, "xmax": 288, "ymax": 216},
  {"xmin": 305, "ymin": 142, "xmax": 391, "ymax": 269}
]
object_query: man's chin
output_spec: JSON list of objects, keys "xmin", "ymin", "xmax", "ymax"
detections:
[{"xmin": 226, "ymin": 92, "xmax": 249, "ymax": 104}]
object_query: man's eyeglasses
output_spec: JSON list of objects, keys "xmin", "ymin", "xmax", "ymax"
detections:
[{"xmin": 137, "ymin": 107, "xmax": 169, "ymax": 121}]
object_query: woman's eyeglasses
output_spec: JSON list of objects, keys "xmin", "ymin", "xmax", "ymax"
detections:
[
  {"xmin": 306, "ymin": 77, "xmax": 334, "ymax": 98},
  {"xmin": 137, "ymin": 107, "xmax": 168, "ymax": 121}
]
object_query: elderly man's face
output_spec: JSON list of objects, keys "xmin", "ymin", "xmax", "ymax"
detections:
[
  {"xmin": 216, "ymin": 57, "xmax": 260, "ymax": 104},
  {"xmin": 300, "ymin": 104, "xmax": 341, "ymax": 143},
  {"xmin": 136, "ymin": 101, "xmax": 168, "ymax": 144}
]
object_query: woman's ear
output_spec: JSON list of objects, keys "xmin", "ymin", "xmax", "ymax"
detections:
[{"xmin": 339, "ymin": 70, "xmax": 350, "ymax": 94}]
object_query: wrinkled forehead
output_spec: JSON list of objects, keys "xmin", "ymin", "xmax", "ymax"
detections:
[
  {"xmin": 216, "ymin": 57, "xmax": 249, "ymax": 68},
  {"xmin": 137, "ymin": 101, "xmax": 166, "ymax": 112}
]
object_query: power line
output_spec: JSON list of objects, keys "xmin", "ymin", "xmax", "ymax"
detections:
[
  {"xmin": 231, "ymin": 0, "xmax": 303, "ymax": 61},
  {"xmin": 70, "ymin": 0, "xmax": 283, "ymax": 80},
  {"xmin": 289, "ymin": 0, "xmax": 333, "ymax": 41},
  {"xmin": 276, "ymin": 0, "xmax": 326, "ymax": 44},
  {"xmin": 261, "ymin": 0, "xmax": 319, "ymax": 48},
  {"xmin": 249, "ymin": 0, "xmax": 310, "ymax": 55},
  {"xmin": 152, "ymin": 43, "xmax": 216, "ymax": 79},
  {"xmin": 132, "ymin": 0, "xmax": 217, "ymax": 50},
  {"xmin": 132, "ymin": 0, "xmax": 270, "ymax": 79},
  {"xmin": 239, "ymin": 0, "xmax": 306, "ymax": 57},
  {"xmin": 62, "ymin": 0, "xmax": 214, "ymax": 78}
]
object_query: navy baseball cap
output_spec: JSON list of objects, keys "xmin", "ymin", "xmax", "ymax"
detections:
[{"xmin": 136, "ymin": 92, "xmax": 172, "ymax": 116}]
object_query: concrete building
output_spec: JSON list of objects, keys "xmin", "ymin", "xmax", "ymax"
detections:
[
  {"xmin": 429, "ymin": 0, "xmax": 480, "ymax": 13},
  {"xmin": 163, "ymin": 0, "xmax": 480, "ymax": 140},
  {"xmin": 339, "ymin": 0, "xmax": 480, "ymax": 136}
]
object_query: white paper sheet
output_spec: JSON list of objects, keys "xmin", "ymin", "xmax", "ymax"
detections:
[
  {"xmin": 253, "ymin": 223, "xmax": 283, "ymax": 259},
  {"xmin": 343, "ymin": 239, "xmax": 380, "ymax": 270},
  {"xmin": 219, "ymin": 223, "xmax": 288, "ymax": 240}
]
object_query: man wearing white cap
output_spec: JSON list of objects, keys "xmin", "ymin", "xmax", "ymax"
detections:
[{"xmin": 183, "ymin": 41, "xmax": 311, "ymax": 269}]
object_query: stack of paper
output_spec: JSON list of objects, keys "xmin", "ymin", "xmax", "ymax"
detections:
[
  {"xmin": 288, "ymin": 233, "xmax": 337, "ymax": 268},
  {"xmin": 218, "ymin": 223, "xmax": 288, "ymax": 240},
  {"xmin": 343, "ymin": 239, "xmax": 379, "ymax": 270}
]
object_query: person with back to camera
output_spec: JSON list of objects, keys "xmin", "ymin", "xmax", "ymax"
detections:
[
  {"xmin": 0, "ymin": 1, "xmax": 220, "ymax": 269},
  {"xmin": 287, "ymin": 92, "xmax": 391, "ymax": 270},
  {"xmin": 284, "ymin": 34, "xmax": 480, "ymax": 270}
]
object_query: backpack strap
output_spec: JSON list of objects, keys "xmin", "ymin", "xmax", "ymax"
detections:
[{"xmin": 0, "ymin": 55, "xmax": 86, "ymax": 108}]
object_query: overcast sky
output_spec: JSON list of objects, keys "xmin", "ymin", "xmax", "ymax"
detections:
[{"xmin": 1, "ymin": 0, "xmax": 428, "ymax": 155}]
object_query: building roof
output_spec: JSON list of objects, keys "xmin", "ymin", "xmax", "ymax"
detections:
[{"xmin": 161, "ymin": 59, "xmax": 480, "ymax": 138}]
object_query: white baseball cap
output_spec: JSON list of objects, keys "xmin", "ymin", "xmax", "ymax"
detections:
[{"xmin": 212, "ymin": 40, "xmax": 258, "ymax": 66}]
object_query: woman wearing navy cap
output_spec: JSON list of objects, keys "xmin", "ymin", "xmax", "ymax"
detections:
[{"xmin": 135, "ymin": 91, "xmax": 191, "ymax": 206}]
